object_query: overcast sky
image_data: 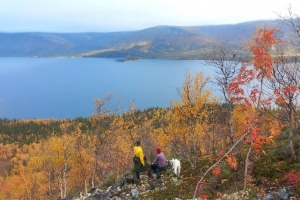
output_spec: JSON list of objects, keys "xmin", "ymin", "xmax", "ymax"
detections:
[{"xmin": 1, "ymin": 0, "xmax": 300, "ymax": 32}]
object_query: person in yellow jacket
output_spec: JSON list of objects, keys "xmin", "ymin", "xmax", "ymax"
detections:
[{"xmin": 133, "ymin": 140, "xmax": 153, "ymax": 183}]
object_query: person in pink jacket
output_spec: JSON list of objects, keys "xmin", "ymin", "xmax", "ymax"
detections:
[{"xmin": 151, "ymin": 147, "xmax": 167, "ymax": 179}]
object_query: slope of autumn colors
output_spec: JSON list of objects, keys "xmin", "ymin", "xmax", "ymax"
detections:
[{"xmin": 0, "ymin": 27, "xmax": 300, "ymax": 199}]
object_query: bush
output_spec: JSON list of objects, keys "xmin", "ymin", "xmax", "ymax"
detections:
[{"xmin": 284, "ymin": 170, "xmax": 300, "ymax": 189}]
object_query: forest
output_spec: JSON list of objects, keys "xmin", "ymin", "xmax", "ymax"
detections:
[{"xmin": 0, "ymin": 10, "xmax": 300, "ymax": 200}]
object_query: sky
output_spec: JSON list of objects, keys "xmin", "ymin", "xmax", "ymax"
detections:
[{"xmin": 1, "ymin": 0, "xmax": 300, "ymax": 33}]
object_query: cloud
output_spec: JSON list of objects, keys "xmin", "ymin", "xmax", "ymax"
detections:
[{"xmin": 0, "ymin": 0, "xmax": 300, "ymax": 32}]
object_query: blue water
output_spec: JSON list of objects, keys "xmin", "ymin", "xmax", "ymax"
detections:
[{"xmin": 0, "ymin": 58, "xmax": 218, "ymax": 119}]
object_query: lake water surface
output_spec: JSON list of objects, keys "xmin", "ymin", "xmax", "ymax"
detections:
[{"xmin": 0, "ymin": 58, "xmax": 218, "ymax": 119}]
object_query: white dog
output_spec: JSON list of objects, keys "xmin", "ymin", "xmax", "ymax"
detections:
[{"xmin": 168, "ymin": 158, "xmax": 181, "ymax": 176}]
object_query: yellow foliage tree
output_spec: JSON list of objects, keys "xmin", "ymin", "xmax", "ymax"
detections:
[
  {"xmin": 168, "ymin": 71, "xmax": 219, "ymax": 169},
  {"xmin": 232, "ymin": 104, "xmax": 254, "ymax": 138}
]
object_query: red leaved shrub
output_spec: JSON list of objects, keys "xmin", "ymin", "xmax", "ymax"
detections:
[{"xmin": 284, "ymin": 170, "xmax": 300, "ymax": 188}]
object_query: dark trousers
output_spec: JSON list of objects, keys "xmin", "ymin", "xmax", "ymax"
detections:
[
  {"xmin": 151, "ymin": 163, "xmax": 158, "ymax": 172},
  {"xmin": 134, "ymin": 166, "xmax": 152, "ymax": 182},
  {"xmin": 133, "ymin": 171, "xmax": 139, "ymax": 184},
  {"xmin": 135, "ymin": 171, "xmax": 140, "ymax": 180},
  {"xmin": 151, "ymin": 163, "xmax": 166, "ymax": 173},
  {"xmin": 151, "ymin": 163, "xmax": 166, "ymax": 179}
]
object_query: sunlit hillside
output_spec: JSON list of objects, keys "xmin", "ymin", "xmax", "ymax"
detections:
[{"xmin": 0, "ymin": 19, "xmax": 299, "ymax": 59}]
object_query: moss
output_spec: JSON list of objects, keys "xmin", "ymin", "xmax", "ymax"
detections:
[
  {"xmin": 296, "ymin": 182, "xmax": 300, "ymax": 194},
  {"xmin": 253, "ymin": 131, "xmax": 300, "ymax": 181},
  {"xmin": 99, "ymin": 173, "xmax": 118, "ymax": 189}
]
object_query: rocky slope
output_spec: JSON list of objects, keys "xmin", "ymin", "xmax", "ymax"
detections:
[{"xmin": 72, "ymin": 170, "xmax": 299, "ymax": 200}]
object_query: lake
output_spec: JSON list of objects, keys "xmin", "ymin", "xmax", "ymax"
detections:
[{"xmin": 0, "ymin": 58, "xmax": 219, "ymax": 119}]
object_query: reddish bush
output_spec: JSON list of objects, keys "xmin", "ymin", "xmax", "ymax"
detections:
[{"xmin": 284, "ymin": 170, "xmax": 300, "ymax": 188}]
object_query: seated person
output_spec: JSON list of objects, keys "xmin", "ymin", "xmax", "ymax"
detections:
[{"xmin": 151, "ymin": 147, "xmax": 167, "ymax": 177}]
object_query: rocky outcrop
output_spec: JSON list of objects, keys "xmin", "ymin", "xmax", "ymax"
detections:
[
  {"xmin": 215, "ymin": 184, "xmax": 298, "ymax": 200},
  {"xmin": 73, "ymin": 173, "xmax": 175, "ymax": 200},
  {"xmin": 72, "ymin": 173, "xmax": 299, "ymax": 200}
]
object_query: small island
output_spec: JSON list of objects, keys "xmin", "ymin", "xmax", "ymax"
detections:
[{"xmin": 118, "ymin": 56, "xmax": 139, "ymax": 62}]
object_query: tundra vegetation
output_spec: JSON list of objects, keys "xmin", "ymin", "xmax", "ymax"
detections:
[{"xmin": 0, "ymin": 15, "xmax": 300, "ymax": 199}]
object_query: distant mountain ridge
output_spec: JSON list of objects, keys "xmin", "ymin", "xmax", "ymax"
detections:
[{"xmin": 0, "ymin": 19, "xmax": 296, "ymax": 59}]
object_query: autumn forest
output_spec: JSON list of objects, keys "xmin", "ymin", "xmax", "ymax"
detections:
[{"xmin": 1, "ymin": 14, "xmax": 300, "ymax": 199}]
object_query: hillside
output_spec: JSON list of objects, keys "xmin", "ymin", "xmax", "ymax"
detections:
[
  {"xmin": 0, "ymin": 32, "xmax": 128, "ymax": 57},
  {"xmin": 0, "ymin": 19, "xmax": 296, "ymax": 59},
  {"xmin": 0, "ymin": 113, "xmax": 299, "ymax": 199}
]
